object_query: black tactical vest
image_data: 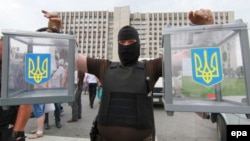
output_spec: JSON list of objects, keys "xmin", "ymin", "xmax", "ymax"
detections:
[
  {"xmin": 97, "ymin": 62, "xmax": 154, "ymax": 129},
  {"xmin": 0, "ymin": 106, "xmax": 18, "ymax": 127}
]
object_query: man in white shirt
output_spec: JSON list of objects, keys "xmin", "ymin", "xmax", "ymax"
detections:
[
  {"xmin": 45, "ymin": 54, "xmax": 65, "ymax": 129},
  {"xmin": 84, "ymin": 73, "xmax": 98, "ymax": 108}
]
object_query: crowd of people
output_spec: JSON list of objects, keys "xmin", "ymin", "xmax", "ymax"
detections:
[{"xmin": 0, "ymin": 8, "xmax": 215, "ymax": 141}]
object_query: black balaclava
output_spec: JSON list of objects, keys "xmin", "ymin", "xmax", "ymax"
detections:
[{"xmin": 118, "ymin": 25, "xmax": 140, "ymax": 66}]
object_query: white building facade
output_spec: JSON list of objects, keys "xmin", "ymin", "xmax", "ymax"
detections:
[{"xmin": 58, "ymin": 6, "xmax": 236, "ymax": 68}]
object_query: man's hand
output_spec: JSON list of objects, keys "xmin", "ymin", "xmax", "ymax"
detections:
[
  {"xmin": 42, "ymin": 10, "xmax": 61, "ymax": 30},
  {"xmin": 188, "ymin": 9, "xmax": 214, "ymax": 25},
  {"xmin": 42, "ymin": 10, "xmax": 60, "ymax": 21}
]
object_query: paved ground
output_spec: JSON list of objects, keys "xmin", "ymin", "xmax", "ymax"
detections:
[
  {"xmin": 26, "ymin": 135, "xmax": 89, "ymax": 141},
  {"xmin": 25, "ymin": 92, "xmax": 216, "ymax": 141},
  {"xmin": 25, "ymin": 93, "xmax": 159, "ymax": 141},
  {"xmin": 25, "ymin": 92, "xmax": 95, "ymax": 140}
]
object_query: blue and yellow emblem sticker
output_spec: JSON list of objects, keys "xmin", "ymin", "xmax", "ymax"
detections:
[
  {"xmin": 191, "ymin": 47, "xmax": 223, "ymax": 87},
  {"xmin": 25, "ymin": 54, "xmax": 51, "ymax": 85}
]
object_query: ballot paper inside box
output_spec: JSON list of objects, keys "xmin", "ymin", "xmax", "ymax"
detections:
[
  {"xmin": 0, "ymin": 29, "xmax": 76, "ymax": 106},
  {"xmin": 162, "ymin": 20, "xmax": 250, "ymax": 116}
]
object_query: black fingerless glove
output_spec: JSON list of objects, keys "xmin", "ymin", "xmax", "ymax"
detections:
[{"xmin": 9, "ymin": 131, "xmax": 26, "ymax": 141}]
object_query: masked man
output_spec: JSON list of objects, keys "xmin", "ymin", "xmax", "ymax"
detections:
[{"xmin": 44, "ymin": 8, "xmax": 214, "ymax": 141}]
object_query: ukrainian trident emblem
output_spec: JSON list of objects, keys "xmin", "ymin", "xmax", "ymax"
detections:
[
  {"xmin": 25, "ymin": 54, "xmax": 51, "ymax": 85},
  {"xmin": 191, "ymin": 47, "xmax": 223, "ymax": 87}
]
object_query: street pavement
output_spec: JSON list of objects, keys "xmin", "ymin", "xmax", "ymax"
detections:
[
  {"xmin": 26, "ymin": 135, "xmax": 89, "ymax": 141},
  {"xmin": 25, "ymin": 92, "xmax": 216, "ymax": 141},
  {"xmin": 25, "ymin": 92, "xmax": 97, "ymax": 141},
  {"xmin": 25, "ymin": 93, "xmax": 159, "ymax": 141}
]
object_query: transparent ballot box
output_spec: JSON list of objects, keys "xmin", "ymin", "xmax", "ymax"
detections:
[
  {"xmin": 162, "ymin": 20, "xmax": 250, "ymax": 116},
  {"xmin": 0, "ymin": 29, "xmax": 76, "ymax": 106}
]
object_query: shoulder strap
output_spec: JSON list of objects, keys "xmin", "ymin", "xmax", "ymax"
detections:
[
  {"xmin": 136, "ymin": 62, "xmax": 151, "ymax": 94},
  {"xmin": 136, "ymin": 62, "xmax": 145, "ymax": 69},
  {"xmin": 109, "ymin": 62, "xmax": 119, "ymax": 69}
]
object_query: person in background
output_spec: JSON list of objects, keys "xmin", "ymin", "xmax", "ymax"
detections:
[
  {"xmin": 68, "ymin": 70, "xmax": 84, "ymax": 122},
  {"xmin": 41, "ymin": 10, "xmax": 65, "ymax": 129},
  {"xmin": 44, "ymin": 9, "xmax": 214, "ymax": 141},
  {"xmin": 63, "ymin": 62, "xmax": 69, "ymax": 87},
  {"xmin": 28, "ymin": 104, "xmax": 45, "ymax": 139},
  {"xmin": 44, "ymin": 57, "xmax": 64, "ymax": 129},
  {"xmin": 84, "ymin": 73, "xmax": 98, "ymax": 109},
  {"xmin": 96, "ymin": 80, "xmax": 102, "ymax": 104},
  {"xmin": 82, "ymin": 76, "xmax": 89, "ymax": 95},
  {"xmin": 28, "ymin": 24, "xmax": 62, "ymax": 138}
]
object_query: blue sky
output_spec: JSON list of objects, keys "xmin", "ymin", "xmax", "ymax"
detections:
[{"xmin": 0, "ymin": 0, "xmax": 250, "ymax": 33}]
